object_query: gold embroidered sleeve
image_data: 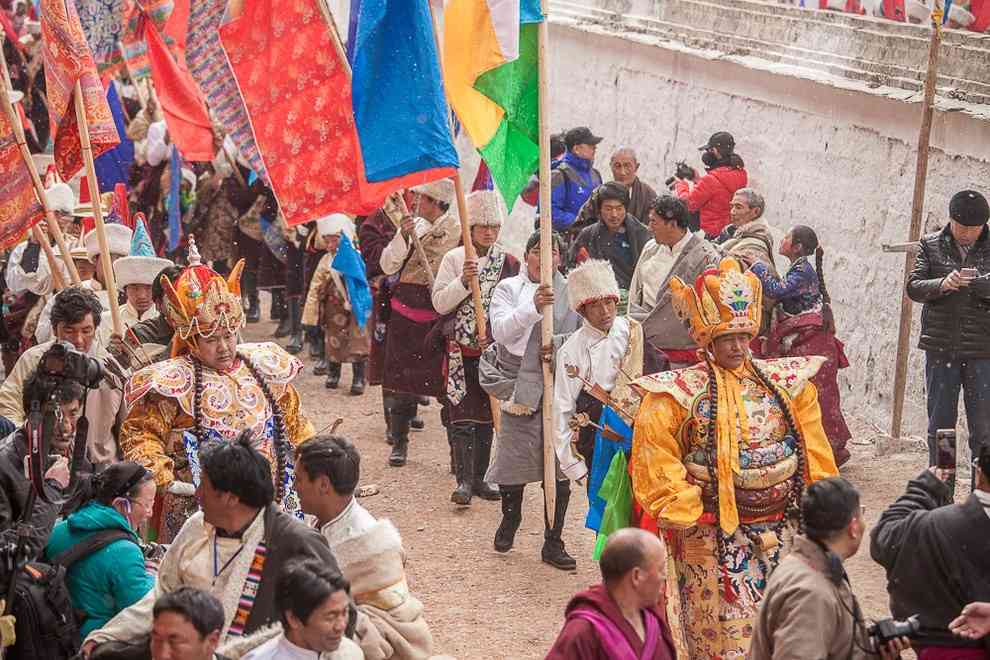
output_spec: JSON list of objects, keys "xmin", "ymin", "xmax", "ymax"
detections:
[
  {"xmin": 280, "ymin": 385, "xmax": 315, "ymax": 446},
  {"xmin": 791, "ymin": 382, "xmax": 840, "ymax": 483},
  {"xmin": 119, "ymin": 395, "xmax": 180, "ymax": 488},
  {"xmin": 631, "ymin": 392, "xmax": 703, "ymax": 529}
]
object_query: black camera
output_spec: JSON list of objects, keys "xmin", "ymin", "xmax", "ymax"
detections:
[
  {"xmin": 40, "ymin": 341, "xmax": 103, "ymax": 390},
  {"xmin": 869, "ymin": 614, "xmax": 920, "ymax": 647},
  {"xmin": 665, "ymin": 160, "xmax": 697, "ymax": 188}
]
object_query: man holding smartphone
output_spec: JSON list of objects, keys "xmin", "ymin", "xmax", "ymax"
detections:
[{"xmin": 907, "ymin": 190, "xmax": 990, "ymax": 489}]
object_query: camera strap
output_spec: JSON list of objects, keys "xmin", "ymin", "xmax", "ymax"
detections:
[{"xmin": 24, "ymin": 405, "xmax": 51, "ymax": 504}]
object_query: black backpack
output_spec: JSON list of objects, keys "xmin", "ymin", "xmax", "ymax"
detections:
[{"xmin": 8, "ymin": 529, "xmax": 135, "ymax": 660}]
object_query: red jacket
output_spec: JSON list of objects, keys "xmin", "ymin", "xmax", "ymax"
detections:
[{"xmin": 674, "ymin": 165, "xmax": 748, "ymax": 237}]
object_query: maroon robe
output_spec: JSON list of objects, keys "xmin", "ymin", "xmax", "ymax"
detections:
[
  {"xmin": 546, "ymin": 584, "xmax": 677, "ymax": 660},
  {"xmin": 357, "ymin": 211, "xmax": 397, "ymax": 386}
]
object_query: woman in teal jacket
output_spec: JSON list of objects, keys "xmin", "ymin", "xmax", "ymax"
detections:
[{"xmin": 44, "ymin": 462, "xmax": 156, "ymax": 638}]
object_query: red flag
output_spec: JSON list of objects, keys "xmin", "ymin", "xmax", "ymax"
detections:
[
  {"xmin": 219, "ymin": 0, "xmax": 454, "ymax": 225},
  {"xmin": 41, "ymin": 0, "xmax": 120, "ymax": 179},
  {"xmin": 144, "ymin": 17, "xmax": 213, "ymax": 161},
  {"xmin": 0, "ymin": 108, "xmax": 43, "ymax": 249}
]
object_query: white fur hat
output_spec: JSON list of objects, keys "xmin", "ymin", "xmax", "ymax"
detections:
[
  {"xmin": 567, "ymin": 259, "xmax": 620, "ymax": 312},
  {"xmin": 83, "ymin": 224, "xmax": 133, "ymax": 260},
  {"xmin": 466, "ymin": 190, "xmax": 504, "ymax": 227},
  {"xmin": 114, "ymin": 256, "xmax": 174, "ymax": 287},
  {"xmin": 410, "ymin": 179, "xmax": 455, "ymax": 207},
  {"xmin": 45, "ymin": 183, "xmax": 75, "ymax": 215},
  {"xmin": 315, "ymin": 213, "xmax": 355, "ymax": 240}
]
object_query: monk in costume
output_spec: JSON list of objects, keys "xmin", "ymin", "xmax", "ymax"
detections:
[
  {"xmin": 119, "ymin": 239, "xmax": 314, "ymax": 542},
  {"xmin": 631, "ymin": 258, "xmax": 838, "ymax": 659}
]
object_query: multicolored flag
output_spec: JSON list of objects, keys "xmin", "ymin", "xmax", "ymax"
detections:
[
  {"xmin": 0, "ymin": 106, "xmax": 43, "ymax": 249},
  {"xmin": 93, "ymin": 83, "xmax": 134, "ymax": 191},
  {"xmin": 75, "ymin": 0, "xmax": 125, "ymax": 69},
  {"xmin": 443, "ymin": 0, "xmax": 543, "ymax": 211},
  {"xmin": 219, "ymin": 0, "xmax": 457, "ymax": 224},
  {"xmin": 41, "ymin": 0, "xmax": 120, "ymax": 179}
]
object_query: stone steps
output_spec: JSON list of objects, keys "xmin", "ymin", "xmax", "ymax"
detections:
[{"xmin": 550, "ymin": 0, "xmax": 990, "ymax": 107}]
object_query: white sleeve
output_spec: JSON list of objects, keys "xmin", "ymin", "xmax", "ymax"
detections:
[
  {"xmin": 554, "ymin": 339, "xmax": 590, "ymax": 482},
  {"xmin": 5, "ymin": 242, "xmax": 55, "ymax": 297},
  {"xmin": 378, "ymin": 230, "xmax": 409, "ymax": 276},
  {"xmin": 34, "ymin": 295, "xmax": 56, "ymax": 344},
  {"xmin": 432, "ymin": 250, "xmax": 470, "ymax": 315},
  {"xmin": 490, "ymin": 280, "xmax": 542, "ymax": 348}
]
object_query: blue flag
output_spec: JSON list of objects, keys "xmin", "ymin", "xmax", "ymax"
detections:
[
  {"xmin": 94, "ymin": 83, "xmax": 134, "ymax": 192},
  {"xmin": 350, "ymin": 0, "xmax": 459, "ymax": 182},
  {"xmin": 586, "ymin": 406, "xmax": 633, "ymax": 533},
  {"xmin": 167, "ymin": 146, "xmax": 181, "ymax": 252},
  {"xmin": 332, "ymin": 234, "xmax": 372, "ymax": 330}
]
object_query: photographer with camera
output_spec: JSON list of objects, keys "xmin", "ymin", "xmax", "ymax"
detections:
[
  {"xmin": 0, "ymin": 288, "xmax": 125, "ymax": 465},
  {"xmin": 870, "ymin": 444, "xmax": 990, "ymax": 658},
  {"xmin": 673, "ymin": 131, "xmax": 748, "ymax": 239},
  {"xmin": 751, "ymin": 477, "xmax": 911, "ymax": 659}
]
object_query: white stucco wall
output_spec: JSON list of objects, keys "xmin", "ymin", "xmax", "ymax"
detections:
[{"xmin": 544, "ymin": 21, "xmax": 990, "ymax": 437}]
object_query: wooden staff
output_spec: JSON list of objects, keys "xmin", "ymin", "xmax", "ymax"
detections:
[
  {"xmin": 73, "ymin": 81, "xmax": 123, "ymax": 336},
  {"xmin": 0, "ymin": 38, "xmax": 79, "ymax": 286},
  {"xmin": 890, "ymin": 0, "xmax": 943, "ymax": 439},
  {"xmin": 426, "ymin": 3, "xmax": 488, "ymax": 347},
  {"xmin": 537, "ymin": 1, "xmax": 556, "ymax": 526},
  {"xmin": 383, "ymin": 192, "xmax": 436, "ymax": 289}
]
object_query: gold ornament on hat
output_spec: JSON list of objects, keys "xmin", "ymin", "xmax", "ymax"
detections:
[{"xmin": 669, "ymin": 258, "xmax": 763, "ymax": 347}]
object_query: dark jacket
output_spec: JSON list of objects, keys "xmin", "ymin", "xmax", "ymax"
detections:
[
  {"xmin": 906, "ymin": 225, "xmax": 990, "ymax": 358},
  {"xmin": 0, "ymin": 430, "xmax": 88, "ymax": 558},
  {"xmin": 545, "ymin": 583, "xmax": 676, "ymax": 660},
  {"xmin": 870, "ymin": 470, "xmax": 990, "ymax": 650},
  {"xmin": 570, "ymin": 215, "xmax": 652, "ymax": 289}
]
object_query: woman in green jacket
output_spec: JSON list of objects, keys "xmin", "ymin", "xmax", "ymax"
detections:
[{"xmin": 44, "ymin": 462, "xmax": 156, "ymax": 638}]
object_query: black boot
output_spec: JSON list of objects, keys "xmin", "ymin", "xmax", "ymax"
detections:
[
  {"xmin": 325, "ymin": 362, "xmax": 341, "ymax": 389},
  {"xmin": 411, "ymin": 417, "xmax": 425, "ymax": 431},
  {"xmin": 472, "ymin": 425, "xmax": 501, "ymax": 501},
  {"xmin": 274, "ymin": 292, "xmax": 292, "ymax": 337},
  {"xmin": 244, "ymin": 273, "xmax": 261, "ymax": 324},
  {"xmin": 309, "ymin": 328, "xmax": 324, "ymax": 359},
  {"xmin": 386, "ymin": 395, "xmax": 415, "ymax": 467},
  {"xmin": 383, "ymin": 395, "xmax": 393, "ymax": 445},
  {"xmin": 542, "ymin": 480, "xmax": 576, "ymax": 571},
  {"xmin": 313, "ymin": 359, "xmax": 328, "ymax": 376},
  {"xmin": 271, "ymin": 288, "xmax": 286, "ymax": 320},
  {"xmin": 286, "ymin": 300, "xmax": 304, "ymax": 354},
  {"xmin": 494, "ymin": 485, "xmax": 524, "ymax": 553},
  {"xmin": 350, "ymin": 361, "xmax": 366, "ymax": 395},
  {"xmin": 450, "ymin": 425, "xmax": 474, "ymax": 506}
]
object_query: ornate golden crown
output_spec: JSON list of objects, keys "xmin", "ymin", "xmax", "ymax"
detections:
[
  {"xmin": 669, "ymin": 258, "xmax": 763, "ymax": 347},
  {"xmin": 161, "ymin": 237, "xmax": 246, "ymax": 344}
]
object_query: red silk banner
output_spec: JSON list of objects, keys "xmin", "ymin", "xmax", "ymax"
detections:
[{"xmin": 0, "ymin": 109, "xmax": 43, "ymax": 249}]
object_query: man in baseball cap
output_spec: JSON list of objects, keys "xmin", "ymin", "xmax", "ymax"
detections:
[{"xmin": 551, "ymin": 127, "xmax": 604, "ymax": 235}]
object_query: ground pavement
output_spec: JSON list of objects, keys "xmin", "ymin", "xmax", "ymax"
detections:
[{"xmin": 247, "ymin": 317, "xmax": 954, "ymax": 660}]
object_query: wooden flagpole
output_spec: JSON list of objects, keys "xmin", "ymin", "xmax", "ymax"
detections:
[
  {"xmin": 537, "ymin": 0, "xmax": 556, "ymax": 526},
  {"xmin": 73, "ymin": 81, "xmax": 124, "ymax": 336},
  {"xmin": 0, "ymin": 38, "xmax": 78, "ymax": 286},
  {"xmin": 426, "ymin": 4, "xmax": 488, "ymax": 348},
  {"xmin": 890, "ymin": 0, "xmax": 943, "ymax": 440}
]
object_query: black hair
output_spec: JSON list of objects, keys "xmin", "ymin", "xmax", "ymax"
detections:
[
  {"xmin": 153, "ymin": 587, "xmax": 225, "ymax": 639},
  {"xmin": 599, "ymin": 534, "xmax": 647, "ymax": 585},
  {"xmin": 152, "ymin": 265, "xmax": 183, "ymax": 304},
  {"xmin": 276, "ymin": 559, "xmax": 350, "ymax": 628},
  {"xmin": 295, "ymin": 435, "xmax": 360, "ymax": 496},
  {"xmin": 525, "ymin": 229, "xmax": 563, "ymax": 255},
  {"xmin": 21, "ymin": 368, "xmax": 86, "ymax": 415},
  {"xmin": 92, "ymin": 462, "xmax": 153, "ymax": 506},
  {"xmin": 199, "ymin": 430, "xmax": 274, "ymax": 508},
  {"xmin": 802, "ymin": 477, "xmax": 861, "ymax": 543},
  {"xmin": 650, "ymin": 195, "xmax": 689, "ymax": 230},
  {"xmin": 595, "ymin": 182, "xmax": 630, "ymax": 212},
  {"xmin": 790, "ymin": 225, "xmax": 834, "ymax": 328},
  {"xmin": 550, "ymin": 133, "xmax": 566, "ymax": 159},
  {"xmin": 50, "ymin": 287, "xmax": 103, "ymax": 330}
]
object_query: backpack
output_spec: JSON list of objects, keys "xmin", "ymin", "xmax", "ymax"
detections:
[{"xmin": 8, "ymin": 529, "xmax": 135, "ymax": 660}]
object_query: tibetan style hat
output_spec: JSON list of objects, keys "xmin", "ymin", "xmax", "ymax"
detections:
[
  {"xmin": 161, "ymin": 236, "xmax": 246, "ymax": 348},
  {"xmin": 113, "ymin": 220, "xmax": 173, "ymax": 288},
  {"xmin": 567, "ymin": 259, "xmax": 619, "ymax": 312},
  {"xmin": 410, "ymin": 179, "xmax": 455, "ymax": 207},
  {"xmin": 45, "ymin": 183, "xmax": 75, "ymax": 215},
  {"xmin": 669, "ymin": 258, "xmax": 763, "ymax": 347},
  {"xmin": 315, "ymin": 213, "xmax": 355, "ymax": 240},
  {"xmin": 83, "ymin": 223, "xmax": 132, "ymax": 260},
  {"xmin": 466, "ymin": 190, "xmax": 504, "ymax": 227}
]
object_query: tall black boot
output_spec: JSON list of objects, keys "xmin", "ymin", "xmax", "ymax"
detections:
[
  {"xmin": 386, "ymin": 394, "xmax": 416, "ymax": 467},
  {"xmin": 286, "ymin": 299, "xmax": 304, "ymax": 354},
  {"xmin": 472, "ymin": 424, "xmax": 501, "ymax": 501},
  {"xmin": 244, "ymin": 272, "xmax": 260, "ymax": 324},
  {"xmin": 494, "ymin": 485, "xmax": 524, "ymax": 553},
  {"xmin": 325, "ymin": 362, "xmax": 341, "ymax": 389},
  {"xmin": 449, "ymin": 424, "xmax": 474, "ymax": 506},
  {"xmin": 382, "ymin": 394, "xmax": 393, "ymax": 446},
  {"xmin": 542, "ymin": 480, "xmax": 576, "ymax": 571},
  {"xmin": 274, "ymin": 291, "xmax": 292, "ymax": 336},
  {"xmin": 350, "ymin": 361, "xmax": 366, "ymax": 396},
  {"xmin": 309, "ymin": 327, "xmax": 324, "ymax": 359}
]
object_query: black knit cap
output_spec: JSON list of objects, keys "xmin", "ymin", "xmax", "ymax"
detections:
[{"xmin": 949, "ymin": 190, "xmax": 990, "ymax": 227}]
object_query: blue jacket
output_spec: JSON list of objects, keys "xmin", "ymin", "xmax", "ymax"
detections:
[
  {"xmin": 549, "ymin": 152, "xmax": 603, "ymax": 231},
  {"xmin": 44, "ymin": 502, "xmax": 153, "ymax": 638}
]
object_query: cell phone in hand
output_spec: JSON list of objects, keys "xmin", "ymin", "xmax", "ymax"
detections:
[
  {"xmin": 961, "ymin": 268, "xmax": 979, "ymax": 279},
  {"xmin": 935, "ymin": 429, "xmax": 957, "ymax": 470}
]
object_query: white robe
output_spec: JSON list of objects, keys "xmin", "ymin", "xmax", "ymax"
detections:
[
  {"xmin": 243, "ymin": 633, "xmax": 364, "ymax": 660},
  {"xmin": 489, "ymin": 274, "xmax": 542, "ymax": 358}
]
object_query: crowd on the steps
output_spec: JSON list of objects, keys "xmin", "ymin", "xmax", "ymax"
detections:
[
  {"xmin": 1, "ymin": 97, "xmax": 990, "ymax": 659},
  {"xmin": 780, "ymin": 0, "xmax": 990, "ymax": 32}
]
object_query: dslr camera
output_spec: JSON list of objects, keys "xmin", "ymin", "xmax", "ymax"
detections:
[
  {"xmin": 665, "ymin": 160, "xmax": 697, "ymax": 188},
  {"xmin": 869, "ymin": 614, "xmax": 921, "ymax": 647},
  {"xmin": 38, "ymin": 341, "xmax": 103, "ymax": 391}
]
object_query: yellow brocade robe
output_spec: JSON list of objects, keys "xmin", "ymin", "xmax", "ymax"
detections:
[
  {"xmin": 119, "ymin": 342, "xmax": 314, "ymax": 541},
  {"xmin": 631, "ymin": 356, "xmax": 838, "ymax": 660}
]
